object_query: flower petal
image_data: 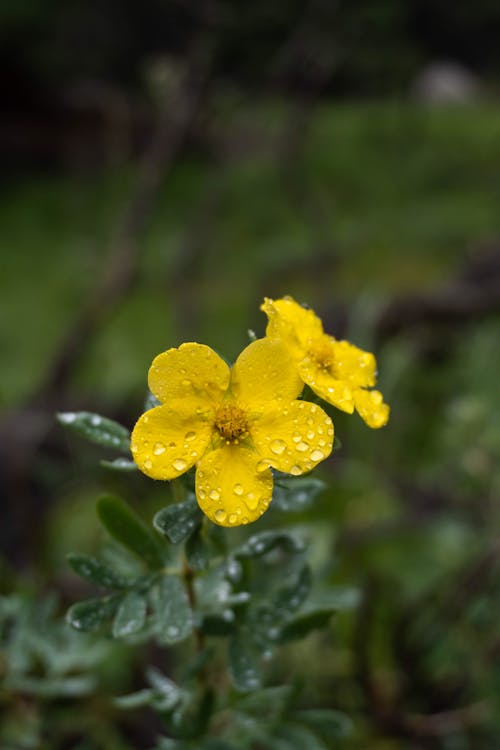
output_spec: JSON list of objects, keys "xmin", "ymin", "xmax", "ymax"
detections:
[
  {"xmin": 148, "ymin": 343, "xmax": 230, "ymax": 406},
  {"xmin": 251, "ymin": 400, "xmax": 334, "ymax": 475},
  {"xmin": 353, "ymin": 389, "xmax": 390, "ymax": 429},
  {"xmin": 131, "ymin": 404, "xmax": 213, "ymax": 479},
  {"xmin": 330, "ymin": 339, "xmax": 377, "ymax": 388},
  {"xmin": 298, "ymin": 359, "xmax": 355, "ymax": 413},
  {"xmin": 195, "ymin": 446, "xmax": 273, "ymax": 526},
  {"xmin": 261, "ymin": 296, "xmax": 323, "ymax": 354},
  {"xmin": 230, "ymin": 338, "xmax": 302, "ymax": 407}
]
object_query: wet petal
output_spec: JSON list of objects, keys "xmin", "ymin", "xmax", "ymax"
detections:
[
  {"xmin": 196, "ymin": 446, "xmax": 273, "ymax": 526},
  {"xmin": 148, "ymin": 343, "xmax": 230, "ymax": 406},
  {"xmin": 261, "ymin": 296, "xmax": 323, "ymax": 353},
  {"xmin": 330, "ymin": 339, "xmax": 377, "ymax": 388},
  {"xmin": 298, "ymin": 359, "xmax": 355, "ymax": 414},
  {"xmin": 230, "ymin": 338, "xmax": 302, "ymax": 407},
  {"xmin": 251, "ymin": 400, "xmax": 334, "ymax": 475},
  {"xmin": 131, "ymin": 404, "xmax": 213, "ymax": 479},
  {"xmin": 353, "ymin": 389, "xmax": 390, "ymax": 429}
]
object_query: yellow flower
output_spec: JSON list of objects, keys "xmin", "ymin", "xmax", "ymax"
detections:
[
  {"xmin": 261, "ymin": 296, "xmax": 390, "ymax": 429},
  {"xmin": 131, "ymin": 338, "xmax": 334, "ymax": 526}
]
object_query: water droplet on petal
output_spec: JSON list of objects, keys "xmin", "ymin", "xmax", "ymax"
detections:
[
  {"xmin": 172, "ymin": 458, "xmax": 187, "ymax": 472},
  {"xmin": 290, "ymin": 465, "xmax": 302, "ymax": 475},
  {"xmin": 228, "ymin": 513, "xmax": 238, "ymax": 525},
  {"xmin": 144, "ymin": 459, "xmax": 153, "ymax": 470},
  {"xmin": 131, "ymin": 441, "xmax": 138, "ymax": 453},
  {"xmin": 153, "ymin": 442, "xmax": 166, "ymax": 455},
  {"xmin": 306, "ymin": 430, "xmax": 315, "ymax": 440},
  {"xmin": 209, "ymin": 489, "xmax": 220, "ymax": 501},
  {"xmin": 245, "ymin": 493, "xmax": 259, "ymax": 511},
  {"xmin": 214, "ymin": 509, "xmax": 227, "ymax": 523},
  {"xmin": 185, "ymin": 431, "xmax": 196, "ymax": 441},
  {"xmin": 270, "ymin": 439, "xmax": 286, "ymax": 455},
  {"xmin": 257, "ymin": 459, "xmax": 271, "ymax": 473},
  {"xmin": 234, "ymin": 484, "xmax": 244, "ymax": 496},
  {"xmin": 311, "ymin": 449, "xmax": 324, "ymax": 461},
  {"xmin": 296, "ymin": 441, "xmax": 309, "ymax": 452},
  {"xmin": 198, "ymin": 488, "xmax": 206, "ymax": 500}
]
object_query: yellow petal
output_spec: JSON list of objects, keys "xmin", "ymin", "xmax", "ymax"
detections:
[
  {"xmin": 148, "ymin": 343, "xmax": 230, "ymax": 406},
  {"xmin": 230, "ymin": 338, "xmax": 302, "ymax": 407},
  {"xmin": 330, "ymin": 339, "xmax": 377, "ymax": 388},
  {"xmin": 298, "ymin": 359, "xmax": 355, "ymax": 413},
  {"xmin": 353, "ymin": 389, "xmax": 390, "ymax": 429},
  {"xmin": 261, "ymin": 296, "xmax": 323, "ymax": 354},
  {"xmin": 131, "ymin": 404, "xmax": 213, "ymax": 479},
  {"xmin": 195, "ymin": 445, "xmax": 273, "ymax": 526},
  {"xmin": 251, "ymin": 400, "xmax": 334, "ymax": 475}
]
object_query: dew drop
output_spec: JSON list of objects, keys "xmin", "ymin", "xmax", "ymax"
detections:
[
  {"xmin": 311, "ymin": 449, "xmax": 324, "ymax": 461},
  {"xmin": 172, "ymin": 458, "xmax": 187, "ymax": 472},
  {"xmin": 167, "ymin": 625, "xmax": 179, "ymax": 639},
  {"xmin": 90, "ymin": 415, "xmax": 101, "ymax": 426},
  {"xmin": 209, "ymin": 489, "xmax": 220, "ymax": 501},
  {"xmin": 290, "ymin": 465, "xmax": 302, "ymax": 476},
  {"xmin": 130, "ymin": 441, "xmax": 138, "ymax": 453},
  {"xmin": 296, "ymin": 441, "xmax": 309, "ymax": 452},
  {"xmin": 198, "ymin": 488, "xmax": 206, "ymax": 500},
  {"xmin": 228, "ymin": 513, "xmax": 238, "ymax": 525},
  {"xmin": 292, "ymin": 432, "xmax": 302, "ymax": 443},
  {"xmin": 144, "ymin": 459, "xmax": 153, "ymax": 470},
  {"xmin": 214, "ymin": 509, "xmax": 227, "ymax": 523},
  {"xmin": 185, "ymin": 431, "xmax": 196, "ymax": 441},
  {"xmin": 270, "ymin": 439, "xmax": 286, "ymax": 455},
  {"xmin": 256, "ymin": 459, "xmax": 270, "ymax": 473},
  {"xmin": 181, "ymin": 378, "xmax": 191, "ymax": 386},
  {"xmin": 233, "ymin": 484, "xmax": 244, "ymax": 496},
  {"xmin": 153, "ymin": 442, "xmax": 166, "ymax": 455},
  {"xmin": 306, "ymin": 430, "xmax": 315, "ymax": 440},
  {"xmin": 306, "ymin": 417, "xmax": 314, "ymax": 426},
  {"xmin": 245, "ymin": 493, "xmax": 259, "ymax": 511}
]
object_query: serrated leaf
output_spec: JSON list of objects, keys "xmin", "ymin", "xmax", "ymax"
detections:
[
  {"xmin": 154, "ymin": 496, "xmax": 201, "ymax": 545},
  {"xmin": 112, "ymin": 591, "xmax": 147, "ymax": 637},
  {"xmin": 97, "ymin": 495, "xmax": 164, "ymax": 569},
  {"xmin": 234, "ymin": 531, "xmax": 306, "ymax": 559},
  {"xmin": 66, "ymin": 595, "xmax": 121, "ymax": 632},
  {"xmin": 154, "ymin": 576, "xmax": 193, "ymax": 644},
  {"xmin": 228, "ymin": 631, "xmax": 262, "ymax": 692},
  {"xmin": 67, "ymin": 553, "xmax": 129, "ymax": 589},
  {"xmin": 294, "ymin": 709, "xmax": 353, "ymax": 739},
  {"xmin": 101, "ymin": 457, "xmax": 138, "ymax": 472},
  {"xmin": 57, "ymin": 411, "xmax": 131, "ymax": 452},
  {"xmin": 272, "ymin": 477, "xmax": 326, "ymax": 512},
  {"xmin": 185, "ymin": 526, "xmax": 209, "ymax": 571}
]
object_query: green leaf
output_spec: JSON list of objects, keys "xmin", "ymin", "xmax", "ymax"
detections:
[
  {"xmin": 57, "ymin": 411, "xmax": 131, "ymax": 452},
  {"xmin": 234, "ymin": 531, "xmax": 306, "ymax": 559},
  {"xmin": 185, "ymin": 526, "xmax": 209, "ymax": 571},
  {"xmin": 275, "ymin": 724, "xmax": 328, "ymax": 750},
  {"xmin": 274, "ymin": 563, "xmax": 311, "ymax": 616},
  {"xmin": 66, "ymin": 595, "xmax": 121, "ymax": 632},
  {"xmin": 228, "ymin": 630, "xmax": 262, "ymax": 692},
  {"xmin": 273, "ymin": 607, "xmax": 335, "ymax": 643},
  {"xmin": 97, "ymin": 495, "xmax": 164, "ymax": 569},
  {"xmin": 154, "ymin": 495, "xmax": 202, "ymax": 545},
  {"xmin": 101, "ymin": 457, "xmax": 138, "ymax": 472},
  {"xmin": 67, "ymin": 553, "xmax": 129, "ymax": 589},
  {"xmin": 114, "ymin": 689, "xmax": 155, "ymax": 709},
  {"xmin": 112, "ymin": 591, "xmax": 147, "ymax": 638},
  {"xmin": 294, "ymin": 709, "xmax": 353, "ymax": 739},
  {"xmin": 272, "ymin": 477, "xmax": 326, "ymax": 512},
  {"xmin": 154, "ymin": 576, "xmax": 193, "ymax": 644},
  {"xmin": 147, "ymin": 667, "xmax": 184, "ymax": 712}
]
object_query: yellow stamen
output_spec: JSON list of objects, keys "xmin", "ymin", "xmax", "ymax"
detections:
[{"xmin": 214, "ymin": 404, "xmax": 249, "ymax": 443}]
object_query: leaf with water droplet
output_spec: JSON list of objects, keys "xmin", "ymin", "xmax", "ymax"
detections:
[
  {"xmin": 97, "ymin": 495, "xmax": 165, "ymax": 569},
  {"xmin": 228, "ymin": 630, "xmax": 262, "ymax": 692},
  {"xmin": 234, "ymin": 531, "xmax": 306, "ymax": 559},
  {"xmin": 67, "ymin": 553, "xmax": 129, "ymax": 589},
  {"xmin": 153, "ymin": 494, "xmax": 202, "ymax": 545},
  {"xmin": 57, "ymin": 411, "xmax": 131, "ymax": 453},
  {"xmin": 153, "ymin": 576, "xmax": 193, "ymax": 645},
  {"xmin": 274, "ymin": 563, "xmax": 311, "ymax": 616},
  {"xmin": 272, "ymin": 605, "xmax": 336, "ymax": 643},
  {"xmin": 112, "ymin": 591, "xmax": 147, "ymax": 638},
  {"xmin": 66, "ymin": 595, "xmax": 122, "ymax": 632},
  {"xmin": 272, "ymin": 476, "xmax": 326, "ymax": 513},
  {"xmin": 100, "ymin": 457, "xmax": 138, "ymax": 472}
]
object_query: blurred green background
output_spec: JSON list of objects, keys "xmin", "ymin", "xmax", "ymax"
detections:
[{"xmin": 2, "ymin": 1, "xmax": 500, "ymax": 748}]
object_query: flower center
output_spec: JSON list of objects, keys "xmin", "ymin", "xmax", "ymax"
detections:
[
  {"xmin": 214, "ymin": 404, "xmax": 249, "ymax": 444},
  {"xmin": 309, "ymin": 339, "xmax": 334, "ymax": 372}
]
